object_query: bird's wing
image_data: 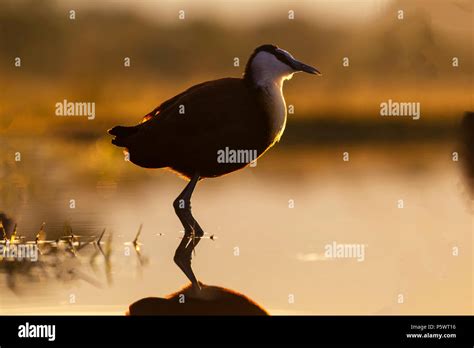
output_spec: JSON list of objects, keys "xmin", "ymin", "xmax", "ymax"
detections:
[
  {"xmin": 141, "ymin": 80, "xmax": 216, "ymax": 123},
  {"xmin": 140, "ymin": 78, "xmax": 263, "ymax": 136}
]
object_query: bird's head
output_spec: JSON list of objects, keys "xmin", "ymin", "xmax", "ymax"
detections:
[{"xmin": 244, "ymin": 44, "xmax": 321, "ymax": 86}]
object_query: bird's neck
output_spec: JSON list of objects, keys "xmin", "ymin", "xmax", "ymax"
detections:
[{"xmin": 245, "ymin": 66, "xmax": 294, "ymax": 90}]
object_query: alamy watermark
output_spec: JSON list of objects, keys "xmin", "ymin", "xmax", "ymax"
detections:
[
  {"xmin": 18, "ymin": 322, "xmax": 55, "ymax": 341},
  {"xmin": 55, "ymin": 99, "xmax": 95, "ymax": 120},
  {"xmin": 297, "ymin": 241, "xmax": 367, "ymax": 262},
  {"xmin": 217, "ymin": 147, "xmax": 257, "ymax": 166},
  {"xmin": 324, "ymin": 241, "xmax": 366, "ymax": 262},
  {"xmin": 380, "ymin": 99, "xmax": 420, "ymax": 120},
  {"xmin": 0, "ymin": 243, "xmax": 39, "ymax": 262}
]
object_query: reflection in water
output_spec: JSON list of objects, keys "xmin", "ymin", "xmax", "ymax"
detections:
[{"xmin": 0, "ymin": 136, "xmax": 472, "ymax": 314}]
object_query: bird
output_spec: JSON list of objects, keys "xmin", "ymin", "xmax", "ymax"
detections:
[{"xmin": 109, "ymin": 44, "xmax": 320, "ymax": 289}]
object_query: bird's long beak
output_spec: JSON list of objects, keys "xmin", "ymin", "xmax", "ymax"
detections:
[{"xmin": 291, "ymin": 58, "xmax": 321, "ymax": 75}]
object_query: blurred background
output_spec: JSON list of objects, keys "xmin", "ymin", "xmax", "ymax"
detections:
[{"xmin": 0, "ymin": 0, "xmax": 472, "ymax": 315}]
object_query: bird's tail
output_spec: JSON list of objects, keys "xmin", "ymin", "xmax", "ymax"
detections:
[{"xmin": 108, "ymin": 125, "xmax": 139, "ymax": 147}]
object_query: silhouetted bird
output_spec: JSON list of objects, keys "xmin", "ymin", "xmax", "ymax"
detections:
[
  {"xmin": 127, "ymin": 282, "xmax": 269, "ymax": 315},
  {"xmin": 460, "ymin": 111, "xmax": 474, "ymax": 198},
  {"xmin": 109, "ymin": 44, "xmax": 320, "ymax": 288}
]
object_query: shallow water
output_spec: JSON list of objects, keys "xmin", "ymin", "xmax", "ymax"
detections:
[{"xmin": 0, "ymin": 136, "xmax": 472, "ymax": 314}]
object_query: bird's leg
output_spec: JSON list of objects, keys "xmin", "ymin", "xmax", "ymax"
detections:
[{"xmin": 173, "ymin": 173, "xmax": 204, "ymax": 289}]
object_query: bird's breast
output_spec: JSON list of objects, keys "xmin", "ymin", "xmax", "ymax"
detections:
[{"xmin": 259, "ymin": 83, "xmax": 287, "ymax": 144}]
